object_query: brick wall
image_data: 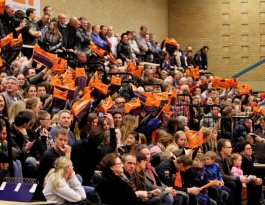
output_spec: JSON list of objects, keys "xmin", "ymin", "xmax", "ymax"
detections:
[
  {"xmin": 40, "ymin": 0, "xmax": 168, "ymax": 42},
  {"xmin": 168, "ymin": 0, "xmax": 265, "ymax": 88}
]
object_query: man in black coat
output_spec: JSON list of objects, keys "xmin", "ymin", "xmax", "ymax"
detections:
[{"xmin": 193, "ymin": 46, "xmax": 209, "ymax": 71}]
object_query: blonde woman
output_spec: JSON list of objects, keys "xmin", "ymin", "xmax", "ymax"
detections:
[
  {"xmin": 120, "ymin": 114, "xmax": 135, "ymax": 145},
  {"xmin": 8, "ymin": 101, "xmax": 26, "ymax": 124},
  {"xmin": 26, "ymin": 97, "xmax": 42, "ymax": 114},
  {"xmin": 207, "ymin": 127, "xmax": 218, "ymax": 152},
  {"xmin": 43, "ymin": 156, "xmax": 86, "ymax": 204}
]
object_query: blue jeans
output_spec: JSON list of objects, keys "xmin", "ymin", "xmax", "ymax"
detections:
[
  {"xmin": 13, "ymin": 159, "xmax": 23, "ymax": 178},
  {"xmin": 160, "ymin": 192, "xmax": 174, "ymax": 205},
  {"xmin": 23, "ymin": 157, "xmax": 38, "ymax": 178},
  {"xmin": 76, "ymin": 174, "xmax": 95, "ymax": 197}
]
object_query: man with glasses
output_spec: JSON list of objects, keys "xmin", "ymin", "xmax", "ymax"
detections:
[
  {"xmin": 115, "ymin": 96, "xmax": 126, "ymax": 109},
  {"xmin": 3, "ymin": 76, "xmax": 24, "ymax": 107},
  {"xmin": 216, "ymin": 139, "xmax": 249, "ymax": 205}
]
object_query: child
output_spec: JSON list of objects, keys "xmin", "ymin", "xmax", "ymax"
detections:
[
  {"xmin": 174, "ymin": 131, "xmax": 187, "ymax": 149},
  {"xmin": 117, "ymin": 131, "xmax": 139, "ymax": 157},
  {"xmin": 190, "ymin": 153, "xmax": 212, "ymax": 205},
  {"xmin": 204, "ymin": 151, "xmax": 231, "ymax": 205},
  {"xmin": 230, "ymin": 153, "xmax": 246, "ymax": 190}
]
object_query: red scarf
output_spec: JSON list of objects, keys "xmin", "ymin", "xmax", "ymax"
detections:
[{"xmin": 145, "ymin": 163, "xmax": 157, "ymax": 186}]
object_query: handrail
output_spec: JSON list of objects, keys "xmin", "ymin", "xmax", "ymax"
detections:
[{"xmin": 232, "ymin": 58, "xmax": 265, "ymax": 78}]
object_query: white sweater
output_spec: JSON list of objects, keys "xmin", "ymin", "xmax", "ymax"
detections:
[{"xmin": 43, "ymin": 176, "xmax": 86, "ymax": 204}]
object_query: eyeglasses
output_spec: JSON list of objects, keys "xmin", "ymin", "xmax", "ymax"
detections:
[{"xmin": 245, "ymin": 148, "xmax": 252, "ymax": 150}]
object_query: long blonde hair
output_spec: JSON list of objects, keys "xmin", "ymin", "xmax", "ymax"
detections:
[
  {"xmin": 207, "ymin": 127, "xmax": 218, "ymax": 151},
  {"xmin": 44, "ymin": 156, "xmax": 72, "ymax": 192},
  {"xmin": 120, "ymin": 114, "xmax": 135, "ymax": 144},
  {"xmin": 9, "ymin": 101, "xmax": 26, "ymax": 123}
]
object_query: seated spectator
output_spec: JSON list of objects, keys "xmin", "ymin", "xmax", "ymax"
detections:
[
  {"xmin": 14, "ymin": 73, "xmax": 25, "ymax": 96},
  {"xmin": 200, "ymin": 106, "xmax": 221, "ymax": 129},
  {"xmin": 204, "ymin": 151, "xmax": 230, "ymax": 205},
  {"xmin": 0, "ymin": 93, "xmax": 9, "ymax": 118},
  {"xmin": 181, "ymin": 50, "xmax": 195, "ymax": 69},
  {"xmin": 215, "ymin": 139, "xmax": 249, "ymax": 205},
  {"xmin": 0, "ymin": 119, "xmax": 23, "ymax": 183},
  {"xmin": 190, "ymin": 153, "xmax": 215, "ymax": 205},
  {"xmin": 79, "ymin": 112, "xmax": 98, "ymax": 140},
  {"xmin": 10, "ymin": 110, "xmax": 37, "ymax": 178},
  {"xmin": 174, "ymin": 131, "xmax": 187, "ymax": 149},
  {"xmin": 233, "ymin": 118, "xmax": 253, "ymax": 151},
  {"xmin": 3, "ymin": 76, "xmax": 24, "ymax": 107},
  {"xmin": 35, "ymin": 110, "xmax": 54, "ymax": 149},
  {"xmin": 50, "ymin": 110, "xmax": 76, "ymax": 146},
  {"xmin": 155, "ymin": 155, "xmax": 200, "ymax": 205},
  {"xmin": 118, "ymin": 131, "xmax": 140, "ymax": 156},
  {"xmin": 36, "ymin": 82, "xmax": 47, "ymax": 97},
  {"xmin": 33, "ymin": 128, "xmax": 71, "ymax": 201},
  {"xmin": 71, "ymin": 114, "xmax": 116, "ymax": 186},
  {"xmin": 43, "ymin": 156, "xmax": 87, "ymax": 204},
  {"xmin": 239, "ymin": 141, "xmax": 263, "ymax": 205},
  {"xmin": 134, "ymin": 151, "xmax": 174, "ymax": 205},
  {"xmin": 96, "ymin": 153, "xmax": 149, "ymax": 205},
  {"xmin": 8, "ymin": 101, "xmax": 26, "ymax": 124},
  {"xmin": 24, "ymin": 85, "xmax": 37, "ymax": 100},
  {"xmin": 149, "ymin": 134, "xmax": 174, "ymax": 156},
  {"xmin": 160, "ymin": 52, "xmax": 171, "ymax": 73}
]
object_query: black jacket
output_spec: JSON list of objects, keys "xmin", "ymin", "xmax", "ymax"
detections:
[
  {"xmin": 96, "ymin": 171, "xmax": 142, "ymax": 205},
  {"xmin": 155, "ymin": 156, "xmax": 191, "ymax": 192},
  {"xmin": 0, "ymin": 11, "xmax": 16, "ymax": 38},
  {"xmin": 71, "ymin": 128, "xmax": 116, "ymax": 185},
  {"xmin": 117, "ymin": 41, "xmax": 131, "ymax": 62},
  {"xmin": 194, "ymin": 49, "xmax": 208, "ymax": 70}
]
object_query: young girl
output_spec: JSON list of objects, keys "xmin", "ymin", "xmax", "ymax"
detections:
[
  {"xmin": 174, "ymin": 131, "xmax": 187, "ymax": 149},
  {"xmin": 230, "ymin": 153, "xmax": 246, "ymax": 190},
  {"xmin": 44, "ymin": 22, "xmax": 63, "ymax": 53},
  {"xmin": 117, "ymin": 131, "xmax": 139, "ymax": 157}
]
